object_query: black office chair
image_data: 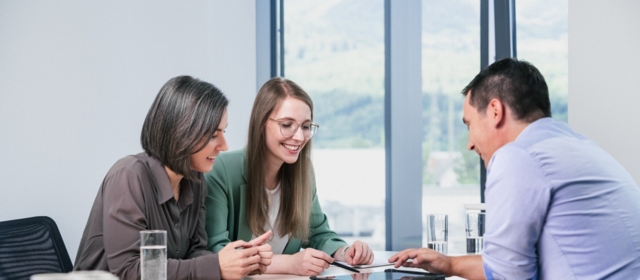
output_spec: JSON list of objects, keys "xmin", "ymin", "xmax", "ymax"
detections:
[{"xmin": 0, "ymin": 216, "xmax": 73, "ymax": 280}]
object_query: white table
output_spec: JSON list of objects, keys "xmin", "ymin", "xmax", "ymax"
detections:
[{"xmin": 243, "ymin": 251, "xmax": 463, "ymax": 279}]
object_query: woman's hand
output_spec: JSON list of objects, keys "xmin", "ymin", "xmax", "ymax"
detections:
[
  {"xmin": 289, "ymin": 248, "xmax": 333, "ymax": 276},
  {"xmin": 218, "ymin": 240, "xmax": 260, "ymax": 279},
  {"xmin": 338, "ymin": 241, "xmax": 374, "ymax": 266},
  {"xmin": 247, "ymin": 243, "xmax": 273, "ymax": 275},
  {"xmin": 218, "ymin": 231, "xmax": 273, "ymax": 279},
  {"xmin": 248, "ymin": 231, "xmax": 274, "ymax": 275}
]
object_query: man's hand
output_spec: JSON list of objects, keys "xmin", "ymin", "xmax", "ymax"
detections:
[
  {"xmin": 389, "ymin": 248, "xmax": 485, "ymax": 279},
  {"xmin": 388, "ymin": 248, "xmax": 452, "ymax": 276}
]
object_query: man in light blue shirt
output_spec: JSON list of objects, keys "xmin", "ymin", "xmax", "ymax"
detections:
[{"xmin": 389, "ymin": 58, "xmax": 640, "ymax": 279}]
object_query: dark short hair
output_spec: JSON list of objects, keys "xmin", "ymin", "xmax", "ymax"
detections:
[
  {"xmin": 461, "ymin": 57, "xmax": 551, "ymax": 122},
  {"xmin": 141, "ymin": 75, "xmax": 228, "ymax": 181}
]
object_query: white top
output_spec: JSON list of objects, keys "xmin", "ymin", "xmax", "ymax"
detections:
[{"xmin": 252, "ymin": 184, "xmax": 290, "ymax": 254}]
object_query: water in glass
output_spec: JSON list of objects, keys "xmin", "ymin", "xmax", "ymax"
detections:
[
  {"xmin": 141, "ymin": 245, "xmax": 166, "ymax": 280},
  {"xmin": 427, "ymin": 241, "xmax": 448, "ymax": 255},
  {"xmin": 466, "ymin": 237, "xmax": 483, "ymax": 254}
]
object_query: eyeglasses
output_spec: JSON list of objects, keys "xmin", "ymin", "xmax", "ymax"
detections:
[{"xmin": 268, "ymin": 118, "xmax": 319, "ymax": 139}]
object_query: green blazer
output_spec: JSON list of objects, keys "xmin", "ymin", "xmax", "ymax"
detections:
[{"xmin": 204, "ymin": 149, "xmax": 347, "ymax": 255}]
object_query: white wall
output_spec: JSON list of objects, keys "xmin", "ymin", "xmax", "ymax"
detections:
[
  {"xmin": 0, "ymin": 0, "xmax": 257, "ymax": 261},
  {"xmin": 568, "ymin": 0, "xmax": 640, "ymax": 184}
]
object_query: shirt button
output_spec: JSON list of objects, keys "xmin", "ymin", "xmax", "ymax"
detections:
[
  {"xmin": 176, "ymin": 250, "xmax": 180, "ymax": 254},
  {"xmin": 174, "ymin": 223, "xmax": 179, "ymax": 229}
]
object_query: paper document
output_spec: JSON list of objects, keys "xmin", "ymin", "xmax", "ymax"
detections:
[{"xmin": 336, "ymin": 256, "xmax": 394, "ymax": 269}]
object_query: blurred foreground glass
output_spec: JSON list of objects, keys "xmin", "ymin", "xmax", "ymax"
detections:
[
  {"xmin": 425, "ymin": 214, "xmax": 448, "ymax": 254},
  {"xmin": 31, "ymin": 271, "xmax": 118, "ymax": 280},
  {"xmin": 140, "ymin": 230, "xmax": 167, "ymax": 280},
  {"xmin": 465, "ymin": 211, "xmax": 485, "ymax": 254}
]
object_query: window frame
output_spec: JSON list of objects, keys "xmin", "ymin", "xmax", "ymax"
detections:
[{"xmin": 261, "ymin": 0, "xmax": 518, "ymax": 250}]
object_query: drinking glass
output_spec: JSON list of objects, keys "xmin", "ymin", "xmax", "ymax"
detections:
[
  {"xmin": 425, "ymin": 214, "xmax": 448, "ymax": 254},
  {"xmin": 465, "ymin": 211, "xmax": 485, "ymax": 254},
  {"xmin": 140, "ymin": 230, "xmax": 167, "ymax": 280},
  {"xmin": 31, "ymin": 271, "xmax": 118, "ymax": 280}
]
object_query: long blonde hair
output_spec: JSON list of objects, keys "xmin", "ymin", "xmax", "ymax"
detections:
[{"xmin": 246, "ymin": 77, "xmax": 314, "ymax": 241}]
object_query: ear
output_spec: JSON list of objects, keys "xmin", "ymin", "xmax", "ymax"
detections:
[{"xmin": 486, "ymin": 98, "xmax": 505, "ymax": 127}]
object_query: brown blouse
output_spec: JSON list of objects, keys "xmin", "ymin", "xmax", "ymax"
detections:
[{"xmin": 74, "ymin": 153, "xmax": 220, "ymax": 279}]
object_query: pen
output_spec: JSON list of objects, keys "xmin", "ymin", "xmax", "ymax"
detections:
[{"xmin": 330, "ymin": 261, "xmax": 360, "ymax": 273}]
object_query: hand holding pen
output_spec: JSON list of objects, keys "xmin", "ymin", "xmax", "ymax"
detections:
[
  {"xmin": 330, "ymin": 260, "xmax": 360, "ymax": 273},
  {"xmin": 289, "ymin": 248, "xmax": 333, "ymax": 276}
]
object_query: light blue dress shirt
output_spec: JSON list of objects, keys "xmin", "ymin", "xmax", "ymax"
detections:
[{"xmin": 482, "ymin": 118, "xmax": 640, "ymax": 279}]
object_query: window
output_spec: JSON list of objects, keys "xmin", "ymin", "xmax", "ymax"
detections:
[
  {"xmin": 516, "ymin": 0, "xmax": 568, "ymax": 122},
  {"xmin": 283, "ymin": 0, "xmax": 386, "ymax": 250},
  {"xmin": 421, "ymin": 0, "xmax": 481, "ymax": 255},
  {"xmin": 277, "ymin": 0, "xmax": 567, "ymax": 252}
]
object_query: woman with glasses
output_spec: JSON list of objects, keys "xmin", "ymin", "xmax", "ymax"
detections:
[{"xmin": 204, "ymin": 77, "xmax": 374, "ymax": 276}]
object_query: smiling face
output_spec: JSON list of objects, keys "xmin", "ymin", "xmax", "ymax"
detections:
[
  {"xmin": 264, "ymin": 96, "xmax": 311, "ymax": 167},
  {"xmin": 190, "ymin": 109, "xmax": 229, "ymax": 173},
  {"xmin": 463, "ymin": 93, "xmax": 499, "ymax": 167}
]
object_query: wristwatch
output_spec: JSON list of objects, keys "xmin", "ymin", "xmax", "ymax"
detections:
[{"xmin": 341, "ymin": 246, "xmax": 350, "ymax": 259}]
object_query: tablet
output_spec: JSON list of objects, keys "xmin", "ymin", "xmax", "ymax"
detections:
[{"xmin": 310, "ymin": 269, "xmax": 446, "ymax": 280}]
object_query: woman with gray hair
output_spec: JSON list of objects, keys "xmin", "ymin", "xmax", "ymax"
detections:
[{"xmin": 74, "ymin": 76, "xmax": 272, "ymax": 279}]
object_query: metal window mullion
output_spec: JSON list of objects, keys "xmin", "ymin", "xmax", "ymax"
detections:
[
  {"xmin": 279, "ymin": 0, "xmax": 285, "ymax": 77},
  {"xmin": 270, "ymin": 0, "xmax": 278, "ymax": 78},
  {"xmin": 494, "ymin": 0, "xmax": 516, "ymax": 60},
  {"xmin": 256, "ymin": 0, "xmax": 273, "ymax": 91},
  {"xmin": 384, "ymin": 0, "xmax": 423, "ymax": 251},
  {"xmin": 479, "ymin": 0, "xmax": 516, "ymax": 202}
]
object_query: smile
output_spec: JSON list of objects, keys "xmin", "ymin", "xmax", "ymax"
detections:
[{"xmin": 282, "ymin": 144, "xmax": 300, "ymax": 151}]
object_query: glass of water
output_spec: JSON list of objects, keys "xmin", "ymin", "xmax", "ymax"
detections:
[
  {"xmin": 465, "ymin": 211, "xmax": 485, "ymax": 254},
  {"xmin": 140, "ymin": 230, "xmax": 167, "ymax": 280},
  {"xmin": 425, "ymin": 214, "xmax": 448, "ymax": 254}
]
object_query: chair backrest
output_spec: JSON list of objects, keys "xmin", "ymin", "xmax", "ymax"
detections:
[{"xmin": 0, "ymin": 216, "xmax": 73, "ymax": 280}]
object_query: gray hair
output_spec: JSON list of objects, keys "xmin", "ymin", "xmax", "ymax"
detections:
[{"xmin": 141, "ymin": 75, "xmax": 228, "ymax": 181}]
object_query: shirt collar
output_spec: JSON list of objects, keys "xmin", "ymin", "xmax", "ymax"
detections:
[
  {"xmin": 515, "ymin": 117, "xmax": 554, "ymax": 141},
  {"xmin": 143, "ymin": 153, "xmax": 195, "ymax": 207}
]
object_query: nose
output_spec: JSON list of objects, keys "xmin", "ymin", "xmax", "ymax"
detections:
[
  {"xmin": 467, "ymin": 140, "xmax": 475, "ymax": 151},
  {"xmin": 292, "ymin": 126, "xmax": 305, "ymax": 141},
  {"xmin": 218, "ymin": 133, "xmax": 229, "ymax": 152}
]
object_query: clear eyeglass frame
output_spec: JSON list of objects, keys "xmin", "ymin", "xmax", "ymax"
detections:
[{"xmin": 268, "ymin": 118, "xmax": 319, "ymax": 139}]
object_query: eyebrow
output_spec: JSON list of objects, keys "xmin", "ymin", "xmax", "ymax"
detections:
[
  {"xmin": 275, "ymin": 117, "xmax": 312, "ymax": 122},
  {"xmin": 215, "ymin": 123, "xmax": 228, "ymax": 131}
]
